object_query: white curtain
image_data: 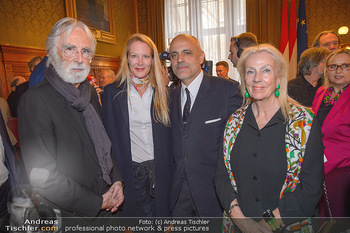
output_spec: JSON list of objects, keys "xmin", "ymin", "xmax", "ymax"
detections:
[{"xmin": 164, "ymin": 0, "xmax": 246, "ymax": 81}]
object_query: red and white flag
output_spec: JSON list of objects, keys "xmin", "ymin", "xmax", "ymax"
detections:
[
  {"xmin": 280, "ymin": 0, "xmax": 289, "ymax": 63},
  {"xmin": 289, "ymin": 0, "xmax": 297, "ymax": 80}
]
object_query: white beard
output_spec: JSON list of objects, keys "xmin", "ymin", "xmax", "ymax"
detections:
[{"xmin": 53, "ymin": 53, "xmax": 90, "ymax": 84}]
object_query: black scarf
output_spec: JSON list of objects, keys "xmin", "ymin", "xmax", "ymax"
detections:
[{"xmin": 45, "ymin": 65, "xmax": 113, "ymax": 185}]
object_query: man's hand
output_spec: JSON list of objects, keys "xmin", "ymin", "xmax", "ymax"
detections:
[{"xmin": 101, "ymin": 181, "xmax": 124, "ymax": 212}]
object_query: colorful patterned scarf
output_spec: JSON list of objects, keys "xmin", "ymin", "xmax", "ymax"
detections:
[
  {"xmin": 222, "ymin": 102, "xmax": 314, "ymax": 199},
  {"xmin": 221, "ymin": 102, "xmax": 314, "ymax": 233},
  {"xmin": 130, "ymin": 73, "xmax": 150, "ymax": 89}
]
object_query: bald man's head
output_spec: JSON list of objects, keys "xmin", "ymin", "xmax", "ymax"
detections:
[
  {"xmin": 10, "ymin": 76, "xmax": 26, "ymax": 91},
  {"xmin": 169, "ymin": 34, "xmax": 205, "ymax": 86}
]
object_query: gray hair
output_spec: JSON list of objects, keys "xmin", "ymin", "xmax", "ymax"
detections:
[
  {"xmin": 46, "ymin": 17, "xmax": 96, "ymax": 67},
  {"xmin": 100, "ymin": 69, "xmax": 116, "ymax": 81},
  {"xmin": 298, "ymin": 47, "xmax": 329, "ymax": 76},
  {"xmin": 237, "ymin": 44, "xmax": 300, "ymax": 120}
]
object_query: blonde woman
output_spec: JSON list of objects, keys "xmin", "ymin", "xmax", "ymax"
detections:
[
  {"xmin": 214, "ymin": 44, "xmax": 324, "ymax": 232},
  {"xmin": 312, "ymin": 48, "xmax": 350, "ymax": 217},
  {"xmin": 102, "ymin": 34, "xmax": 173, "ymax": 217}
]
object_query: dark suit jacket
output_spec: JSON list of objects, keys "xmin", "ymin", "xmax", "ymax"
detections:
[
  {"xmin": 0, "ymin": 113, "xmax": 19, "ymax": 190},
  {"xmin": 288, "ymin": 75, "xmax": 323, "ymax": 107},
  {"xmin": 102, "ymin": 81, "xmax": 174, "ymax": 217},
  {"xmin": 18, "ymin": 78, "xmax": 122, "ymax": 217},
  {"xmin": 170, "ymin": 74, "xmax": 242, "ymax": 217},
  {"xmin": 12, "ymin": 81, "xmax": 29, "ymax": 117}
]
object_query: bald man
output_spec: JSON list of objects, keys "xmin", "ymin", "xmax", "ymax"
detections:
[
  {"xmin": 169, "ymin": 34, "xmax": 242, "ymax": 217},
  {"xmin": 7, "ymin": 76, "xmax": 28, "ymax": 117}
]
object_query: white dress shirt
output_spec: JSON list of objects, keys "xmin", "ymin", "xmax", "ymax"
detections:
[
  {"xmin": 128, "ymin": 85, "xmax": 154, "ymax": 163},
  {"xmin": 181, "ymin": 70, "xmax": 204, "ymax": 115}
]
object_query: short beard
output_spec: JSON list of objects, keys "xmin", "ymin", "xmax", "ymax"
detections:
[{"xmin": 53, "ymin": 52, "xmax": 90, "ymax": 84}]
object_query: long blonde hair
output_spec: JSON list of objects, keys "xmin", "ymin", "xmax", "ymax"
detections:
[
  {"xmin": 237, "ymin": 44, "xmax": 300, "ymax": 120},
  {"xmin": 116, "ymin": 33, "xmax": 170, "ymax": 126}
]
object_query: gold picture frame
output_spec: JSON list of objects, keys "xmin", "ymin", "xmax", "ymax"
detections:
[{"xmin": 65, "ymin": 0, "xmax": 116, "ymax": 44}]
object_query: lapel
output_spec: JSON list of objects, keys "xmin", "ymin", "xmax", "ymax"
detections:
[
  {"xmin": 55, "ymin": 91, "xmax": 99, "ymax": 165},
  {"xmin": 172, "ymin": 86, "xmax": 184, "ymax": 128},
  {"xmin": 185, "ymin": 74, "xmax": 211, "ymax": 126},
  {"xmin": 313, "ymin": 87, "xmax": 327, "ymax": 115},
  {"xmin": 114, "ymin": 82, "xmax": 129, "ymax": 129},
  {"xmin": 150, "ymin": 98, "xmax": 160, "ymax": 143},
  {"xmin": 323, "ymin": 84, "xmax": 350, "ymax": 126}
]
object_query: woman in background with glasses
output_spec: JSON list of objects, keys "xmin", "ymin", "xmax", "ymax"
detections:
[{"xmin": 312, "ymin": 48, "xmax": 350, "ymax": 217}]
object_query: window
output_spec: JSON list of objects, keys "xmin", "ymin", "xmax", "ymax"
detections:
[{"xmin": 164, "ymin": 0, "xmax": 246, "ymax": 81}]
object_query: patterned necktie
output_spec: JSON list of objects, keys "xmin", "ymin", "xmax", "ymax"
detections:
[{"xmin": 183, "ymin": 88, "xmax": 191, "ymax": 122}]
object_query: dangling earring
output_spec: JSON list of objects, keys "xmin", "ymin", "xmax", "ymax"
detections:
[
  {"xmin": 245, "ymin": 89, "xmax": 249, "ymax": 98},
  {"xmin": 275, "ymin": 85, "xmax": 280, "ymax": 97}
]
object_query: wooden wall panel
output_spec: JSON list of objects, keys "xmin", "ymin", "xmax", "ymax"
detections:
[
  {"xmin": 0, "ymin": 45, "xmax": 120, "ymax": 99},
  {"xmin": 0, "ymin": 45, "xmax": 47, "ymax": 98}
]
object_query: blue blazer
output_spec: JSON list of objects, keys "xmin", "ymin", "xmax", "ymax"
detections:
[
  {"xmin": 170, "ymin": 74, "xmax": 242, "ymax": 217},
  {"xmin": 102, "ymin": 81, "xmax": 174, "ymax": 217}
]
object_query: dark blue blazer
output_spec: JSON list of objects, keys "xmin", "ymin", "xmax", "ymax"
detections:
[
  {"xmin": 170, "ymin": 74, "xmax": 242, "ymax": 217},
  {"xmin": 102, "ymin": 81, "xmax": 174, "ymax": 217}
]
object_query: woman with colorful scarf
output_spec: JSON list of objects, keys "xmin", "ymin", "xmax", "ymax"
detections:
[
  {"xmin": 102, "ymin": 34, "xmax": 173, "ymax": 217},
  {"xmin": 312, "ymin": 48, "xmax": 350, "ymax": 217},
  {"xmin": 214, "ymin": 44, "xmax": 324, "ymax": 233}
]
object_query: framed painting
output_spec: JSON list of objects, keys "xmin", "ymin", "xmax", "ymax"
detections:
[{"xmin": 65, "ymin": 0, "xmax": 116, "ymax": 44}]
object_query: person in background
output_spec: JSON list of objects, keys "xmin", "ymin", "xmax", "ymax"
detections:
[
  {"xmin": 215, "ymin": 61, "xmax": 230, "ymax": 80},
  {"xmin": 28, "ymin": 56, "xmax": 48, "ymax": 87},
  {"xmin": 11, "ymin": 80, "xmax": 29, "ymax": 118},
  {"xmin": 93, "ymin": 69, "xmax": 116, "ymax": 104},
  {"xmin": 9, "ymin": 56, "xmax": 40, "ymax": 116},
  {"xmin": 0, "ymin": 97, "xmax": 17, "ymax": 146},
  {"xmin": 288, "ymin": 47, "xmax": 329, "ymax": 107},
  {"xmin": 228, "ymin": 32, "xmax": 258, "ymax": 68},
  {"xmin": 214, "ymin": 44, "xmax": 324, "ymax": 232},
  {"xmin": 312, "ymin": 30, "xmax": 340, "ymax": 53},
  {"xmin": 7, "ymin": 76, "xmax": 26, "ymax": 117},
  {"xmin": 169, "ymin": 34, "xmax": 242, "ymax": 217},
  {"xmin": 9, "ymin": 76, "xmax": 26, "ymax": 91},
  {"xmin": 312, "ymin": 48, "xmax": 350, "ymax": 217},
  {"xmin": 162, "ymin": 65, "xmax": 170, "ymax": 87},
  {"xmin": 99, "ymin": 69, "xmax": 116, "ymax": 87},
  {"xmin": 0, "ymin": 113, "xmax": 19, "ymax": 232},
  {"xmin": 27, "ymin": 56, "xmax": 42, "ymax": 73},
  {"xmin": 102, "ymin": 33, "xmax": 173, "ymax": 217},
  {"xmin": 18, "ymin": 17, "xmax": 123, "ymax": 218}
]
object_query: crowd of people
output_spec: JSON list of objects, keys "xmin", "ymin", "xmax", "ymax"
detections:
[{"xmin": 0, "ymin": 17, "xmax": 349, "ymax": 233}]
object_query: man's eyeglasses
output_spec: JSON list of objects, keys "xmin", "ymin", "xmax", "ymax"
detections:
[
  {"xmin": 327, "ymin": 63, "xmax": 350, "ymax": 71},
  {"xmin": 60, "ymin": 46, "xmax": 93, "ymax": 60}
]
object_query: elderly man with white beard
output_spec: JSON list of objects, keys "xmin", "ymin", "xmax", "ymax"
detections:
[{"xmin": 17, "ymin": 17, "xmax": 124, "ymax": 218}]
